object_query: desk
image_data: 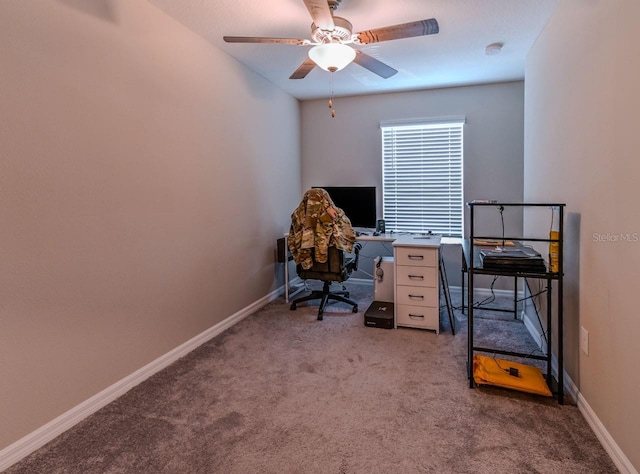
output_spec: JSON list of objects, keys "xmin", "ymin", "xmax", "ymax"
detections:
[
  {"xmin": 281, "ymin": 233, "xmax": 455, "ymax": 334},
  {"xmin": 354, "ymin": 232, "xmax": 396, "ymax": 242}
]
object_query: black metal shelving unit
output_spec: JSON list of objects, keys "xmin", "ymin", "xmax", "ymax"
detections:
[{"xmin": 465, "ymin": 202, "xmax": 565, "ymax": 404}]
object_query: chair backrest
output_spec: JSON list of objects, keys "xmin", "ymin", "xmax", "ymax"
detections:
[
  {"xmin": 297, "ymin": 244, "xmax": 360, "ymax": 283},
  {"xmin": 288, "ymin": 188, "xmax": 356, "ymax": 272}
]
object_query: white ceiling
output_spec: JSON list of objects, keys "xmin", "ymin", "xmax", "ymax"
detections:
[{"xmin": 148, "ymin": 0, "xmax": 559, "ymax": 100}]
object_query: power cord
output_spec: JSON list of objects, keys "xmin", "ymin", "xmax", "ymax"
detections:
[
  {"xmin": 473, "ymin": 275, "xmax": 499, "ymax": 307},
  {"xmin": 492, "ymin": 356, "xmax": 520, "ymax": 377}
]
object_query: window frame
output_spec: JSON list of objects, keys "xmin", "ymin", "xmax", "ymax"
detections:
[{"xmin": 380, "ymin": 117, "xmax": 465, "ymax": 237}]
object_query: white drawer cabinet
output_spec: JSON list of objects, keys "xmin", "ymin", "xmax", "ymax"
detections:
[{"xmin": 392, "ymin": 235, "xmax": 441, "ymax": 333}]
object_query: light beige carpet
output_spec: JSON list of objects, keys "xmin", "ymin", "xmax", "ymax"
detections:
[{"xmin": 6, "ymin": 282, "xmax": 618, "ymax": 473}]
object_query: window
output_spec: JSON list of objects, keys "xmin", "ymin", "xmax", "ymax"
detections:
[{"xmin": 381, "ymin": 118, "xmax": 464, "ymax": 237}]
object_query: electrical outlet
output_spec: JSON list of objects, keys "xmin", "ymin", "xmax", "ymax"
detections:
[{"xmin": 580, "ymin": 326, "xmax": 589, "ymax": 355}]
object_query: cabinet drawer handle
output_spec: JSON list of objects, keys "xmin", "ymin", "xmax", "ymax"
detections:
[
  {"xmin": 409, "ymin": 313, "xmax": 425, "ymax": 319},
  {"xmin": 408, "ymin": 294, "xmax": 424, "ymax": 300},
  {"xmin": 408, "ymin": 255, "xmax": 424, "ymax": 260},
  {"xmin": 408, "ymin": 274, "xmax": 424, "ymax": 280}
]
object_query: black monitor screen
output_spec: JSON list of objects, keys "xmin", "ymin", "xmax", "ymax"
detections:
[{"xmin": 314, "ymin": 186, "xmax": 376, "ymax": 228}]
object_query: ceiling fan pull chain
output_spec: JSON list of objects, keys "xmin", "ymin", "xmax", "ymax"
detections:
[{"xmin": 329, "ymin": 71, "xmax": 336, "ymax": 117}]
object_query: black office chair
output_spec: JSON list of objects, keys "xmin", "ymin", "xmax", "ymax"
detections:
[{"xmin": 290, "ymin": 243, "xmax": 362, "ymax": 320}]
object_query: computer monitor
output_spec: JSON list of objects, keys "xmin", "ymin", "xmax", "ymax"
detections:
[{"xmin": 314, "ymin": 186, "xmax": 377, "ymax": 228}]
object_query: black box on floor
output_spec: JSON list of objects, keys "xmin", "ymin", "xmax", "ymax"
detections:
[{"xmin": 364, "ymin": 301, "xmax": 394, "ymax": 329}]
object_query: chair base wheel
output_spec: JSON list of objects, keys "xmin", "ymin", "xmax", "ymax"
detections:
[{"xmin": 288, "ymin": 283, "xmax": 359, "ymax": 320}]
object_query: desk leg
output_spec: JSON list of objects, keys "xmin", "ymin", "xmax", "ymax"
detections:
[
  {"xmin": 439, "ymin": 251, "xmax": 455, "ymax": 335},
  {"xmin": 285, "ymin": 255, "xmax": 291, "ymax": 303},
  {"xmin": 282, "ymin": 236, "xmax": 304, "ymax": 303},
  {"xmin": 468, "ymin": 267, "xmax": 475, "ymax": 386},
  {"xmin": 460, "ymin": 246, "xmax": 467, "ymax": 315},
  {"xmin": 558, "ymin": 276, "xmax": 564, "ymax": 405},
  {"xmin": 546, "ymin": 277, "xmax": 553, "ymax": 396},
  {"xmin": 514, "ymin": 276, "xmax": 519, "ymax": 319}
]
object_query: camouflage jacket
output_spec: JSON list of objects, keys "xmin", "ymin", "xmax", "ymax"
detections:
[{"xmin": 288, "ymin": 188, "xmax": 356, "ymax": 270}]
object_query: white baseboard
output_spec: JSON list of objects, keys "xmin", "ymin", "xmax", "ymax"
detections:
[
  {"xmin": 346, "ymin": 277, "xmax": 375, "ymax": 286},
  {"xmin": 522, "ymin": 311, "xmax": 548, "ymax": 353},
  {"xmin": 520, "ymin": 308, "xmax": 636, "ymax": 474},
  {"xmin": 577, "ymin": 394, "xmax": 638, "ymax": 474},
  {"xmin": 0, "ymin": 287, "xmax": 283, "ymax": 472}
]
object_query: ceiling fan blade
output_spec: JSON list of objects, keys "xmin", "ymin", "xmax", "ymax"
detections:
[
  {"xmin": 302, "ymin": 0, "xmax": 335, "ymax": 31},
  {"xmin": 223, "ymin": 36, "xmax": 309, "ymax": 45},
  {"xmin": 355, "ymin": 18, "xmax": 439, "ymax": 44},
  {"xmin": 290, "ymin": 57, "xmax": 317, "ymax": 79},
  {"xmin": 353, "ymin": 50, "xmax": 397, "ymax": 79}
]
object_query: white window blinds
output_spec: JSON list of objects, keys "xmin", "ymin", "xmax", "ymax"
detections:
[{"xmin": 381, "ymin": 119, "xmax": 464, "ymax": 237}]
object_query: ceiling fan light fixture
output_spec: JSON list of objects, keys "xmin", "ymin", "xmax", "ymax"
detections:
[{"xmin": 308, "ymin": 43, "xmax": 356, "ymax": 72}]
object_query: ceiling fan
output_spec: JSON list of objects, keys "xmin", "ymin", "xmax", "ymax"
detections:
[{"xmin": 223, "ymin": 0, "xmax": 439, "ymax": 80}]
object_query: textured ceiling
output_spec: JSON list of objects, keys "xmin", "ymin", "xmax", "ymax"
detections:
[{"xmin": 148, "ymin": 0, "xmax": 559, "ymax": 100}]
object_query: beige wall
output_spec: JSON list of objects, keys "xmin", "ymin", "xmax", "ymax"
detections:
[
  {"xmin": 525, "ymin": 0, "xmax": 640, "ymax": 470},
  {"xmin": 300, "ymin": 82, "xmax": 526, "ymax": 285},
  {"xmin": 0, "ymin": 0, "xmax": 300, "ymax": 449}
]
